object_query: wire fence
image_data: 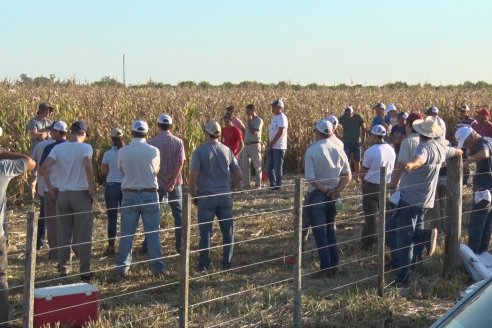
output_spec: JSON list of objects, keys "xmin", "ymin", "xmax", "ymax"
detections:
[{"xmin": 2, "ymin": 158, "xmax": 478, "ymax": 327}]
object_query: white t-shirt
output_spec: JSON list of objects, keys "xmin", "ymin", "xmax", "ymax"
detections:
[
  {"xmin": 48, "ymin": 141, "xmax": 93, "ymax": 191},
  {"xmin": 362, "ymin": 143, "xmax": 396, "ymax": 184},
  {"xmin": 31, "ymin": 138, "xmax": 55, "ymax": 196},
  {"xmin": 102, "ymin": 147, "xmax": 124, "ymax": 183},
  {"xmin": 269, "ymin": 112, "xmax": 288, "ymax": 150}
]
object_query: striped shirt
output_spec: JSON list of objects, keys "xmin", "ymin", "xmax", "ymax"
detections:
[{"xmin": 148, "ymin": 131, "xmax": 186, "ymax": 187}]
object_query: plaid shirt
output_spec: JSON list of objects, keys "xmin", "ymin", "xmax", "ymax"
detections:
[{"xmin": 148, "ymin": 131, "xmax": 186, "ymax": 187}]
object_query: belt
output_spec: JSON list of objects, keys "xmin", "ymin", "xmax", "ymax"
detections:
[
  {"xmin": 105, "ymin": 182, "xmax": 121, "ymax": 186},
  {"xmin": 123, "ymin": 188, "xmax": 157, "ymax": 193},
  {"xmin": 245, "ymin": 141, "xmax": 261, "ymax": 145}
]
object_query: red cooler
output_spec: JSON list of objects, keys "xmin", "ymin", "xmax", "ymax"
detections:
[{"xmin": 34, "ymin": 283, "xmax": 99, "ymax": 328}]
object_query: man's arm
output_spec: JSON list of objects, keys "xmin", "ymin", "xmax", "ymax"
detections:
[
  {"xmin": 168, "ymin": 159, "xmax": 185, "ymax": 192},
  {"xmin": 389, "ymin": 161, "xmax": 405, "ymax": 191},
  {"xmin": 100, "ymin": 163, "xmax": 109, "ymax": 180},
  {"xmin": 0, "ymin": 149, "xmax": 36, "ymax": 171},
  {"xmin": 403, "ymin": 155, "xmax": 425, "ymax": 172},
  {"xmin": 464, "ymin": 148, "xmax": 486, "ymax": 168},
  {"xmin": 360, "ymin": 122, "xmax": 366, "ymax": 145},
  {"xmin": 189, "ymin": 170, "xmax": 198, "ymax": 201},
  {"xmin": 40, "ymin": 157, "xmax": 57, "ymax": 198},
  {"xmin": 328, "ymin": 172, "xmax": 351, "ymax": 199},
  {"xmin": 83, "ymin": 156, "xmax": 96, "ymax": 198},
  {"xmin": 268, "ymin": 127, "xmax": 284, "ymax": 148},
  {"xmin": 231, "ymin": 169, "xmax": 241, "ymax": 190}
]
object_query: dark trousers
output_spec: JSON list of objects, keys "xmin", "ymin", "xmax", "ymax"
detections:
[
  {"xmin": 468, "ymin": 203, "xmax": 492, "ymax": 254},
  {"xmin": 361, "ymin": 181, "xmax": 380, "ymax": 250},
  {"xmin": 0, "ymin": 235, "xmax": 8, "ymax": 326},
  {"xmin": 104, "ymin": 183, "xmax": 123, "ymax": 248},
  {"xmin": 37, "ymin": 195, "xmax": 46, "ymax": 250}
]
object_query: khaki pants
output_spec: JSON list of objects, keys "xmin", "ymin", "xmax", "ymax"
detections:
[
  {"xmin": 56, "ymin": 191, "xmax": 93, "ymax": 276},
  {"xmin": 241, "ymin": 143, "xmax": 262, "ymax": 188},
  {"xmin": 44, "ymin": 192, "xmax": 59, "ymax": 259}
]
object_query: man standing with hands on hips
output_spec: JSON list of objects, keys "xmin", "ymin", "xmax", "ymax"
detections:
[{"xmin": 266, "ymin": 99, "xmax": 288, "ymax": 190}]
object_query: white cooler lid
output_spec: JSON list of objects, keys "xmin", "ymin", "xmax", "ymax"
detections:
[{"xmin": 35, "ymin": 283, "xmax": 98, "ymax": 298}]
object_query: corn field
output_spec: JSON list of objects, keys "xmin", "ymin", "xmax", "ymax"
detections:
[{"xmin": 1, "ymin": 83, "xmax": 492, "ymax": 201}]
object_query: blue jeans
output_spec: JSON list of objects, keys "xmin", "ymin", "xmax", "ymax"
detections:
[
  {"xmin": 266, "ymin": 148, "xmax": 285, "ymax": 187},
  {"xmin": 197, "ymin": 194, "xmax": 233, "ymax": 269},
  {"xmin": 307, "ymin": 190, "xmax": 339, "ymax": 270},
  {"xmin": 394, "ymin": 200, "xmax": 427, "ymax": 285},
  {"xmin": 104, "ymin": 183, "xmax": 123, "ymax": 248},
  {"xmin": 468, "ymin": 203, "xmax": 492, "ymax": 254},
  {"xmin": 0, "ymin": 235, "xmax": 8, "ymax": 324},
  {"xmin": 116, "ymin": 191, "xmax": 165, "ymax": 274},
  {"xmin": 37, "ymin": 195, "xmax": 46, "ymax": 250}
]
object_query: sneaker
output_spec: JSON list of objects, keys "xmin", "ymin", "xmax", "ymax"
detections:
[
  {"xmin": 427, "ymin": 228, "xmax": 438, "ymax": 257},
  {"xmin": 81, "ymin": 273, "xmax": 93, "ymax": 283}
]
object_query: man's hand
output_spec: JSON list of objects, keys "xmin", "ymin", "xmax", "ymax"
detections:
[{"xmin": 49, "ymin": 187, "xmax": 59, "ymax": 199}]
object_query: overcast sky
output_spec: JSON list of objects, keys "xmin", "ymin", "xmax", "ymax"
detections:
[{"xmin": 1, "ymin": 0, "xmax": 491, "ymax": 85}]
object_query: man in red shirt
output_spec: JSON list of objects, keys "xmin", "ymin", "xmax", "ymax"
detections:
[
  {"xmin": 473, "ymin": 108, "xmax": 492, "ymax": 138},
  {"xmin": 222, "ymin": 113, "xmax": 244, "ymax": 158}
]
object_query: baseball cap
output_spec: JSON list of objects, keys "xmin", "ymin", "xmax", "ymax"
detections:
[
  {"xmin": 223, "ymin": 113, "xmax": 232, "ymax": 120},
  {"xmin": 157, "ymin": 114, "xmax": 173, "ymax": 124},
  {"xmin": 406, "ymin": 112, "xmax": 424, "ymax": 127},
  {"xmin": 459, "ymin": 104, "xmax": 470, "ymax": 112},
  {"xmin": 70, "ymin": 121, "xmax": 89, "ymax": 135},
  {"xmin": 324, "ymin": 115, "xmax": 338, "ymax": 127},
  {"xmin": 455, "ymin": 126, "xmax": 474, "ymax": 148},
  {"xmin": 426, "ymin": 106, "xmax": 439, "ymax": 115},
  {"xmin": 344, "ymin": 106, "xmax": 354, "ymax": 114},
  {"xmin": 386, "ymin": 103, "xmax": 397, "ymax": 113},
  {"xmin": 373, "ymin": 102, "xmax": 386, "ymax": 110},
  {"xmin": 371, "ymin": 124, "xmax": 387, "ymax": 136},
  {"xmin": 478, "ymin": 108, "xmax": 490, "ymax": 118},
  {"xmin": 272, "ymin": 99, "xmax": 284, "ymax": 108},
  {"xmin": 204, "ymin": 121, "xmax": 221, "ymax": 136},
  {"xmin": 131, "ymin": 120, "xmax": 149, "ymax": 133},
  {"xmin": 315, "ymin": 120, "xmax": 333, "ymax": 135},
  {"xmin": 37, "ymin": 103, "xmax": 54, "ymax": 114},
  {"xmin": 51, "ymin": 120, "xmax": 68, "ymax": 132},
  {"xmin": 111, "ymin": 127, "xmax": 123, "ymax": 138},
  {"xmin": 397, "ymin": 112, "xmax": 409, "ymax": 119}
]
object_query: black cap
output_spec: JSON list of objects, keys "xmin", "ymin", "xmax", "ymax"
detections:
[
  {"xmin": 223, "ymin": 113, "xmax": 232, "ymax": 120},
  {"xmin": 37, "ymin": 103, "xmax": 54, "ymax": 114},
  {"xmin": 70, "ymin": 121, "xmax": 89, "ymax": 136}
]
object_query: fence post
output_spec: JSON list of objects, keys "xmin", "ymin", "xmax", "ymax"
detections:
[
  {"xmin": 23, "ymin": 210, "xmax": 38, "ymax": 328},
  {"xmin": 377, "ymin": 167, "xmax": 387, "ymax": 297},
  {"xmin": 443, "ymin": 155, "xmax": 463, "ymax": 276},
  {"xmin": 179, "ymin": 194, "xmax": 191, "ymax": 328},
  {"xmin": 293, "ymin": 178, "xmax": 304, "ymax": 328}
]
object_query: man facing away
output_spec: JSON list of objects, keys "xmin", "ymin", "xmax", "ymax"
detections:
[
  {"xmin": 41, "ymin": 121, "xmax": 95, "ymax": 282},
  {"xmin": 189, "ymin": 121, "xmax": 241, "ymax": 272},
  {"xmin": 266, "ymin": 99, "xmax": 288, "ymax": 190},
  {"xmin": 338, "ymin": 106, "xmax": 366, "ymax": 182},
  {"xmin": 241, "ymin": 104, "xmax": 264, "ymax": 189},
  {"xmin": 0, "ymin": 149, "xmax": 35, "ymax": 327},
  {"xmin": 116, "ymin": 120, "xmax": 166, "ymax": 277}
]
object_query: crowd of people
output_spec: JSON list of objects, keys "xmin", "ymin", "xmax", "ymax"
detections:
[{"xmin": 1, "ymin": 99, "xmax": 492, "ymax": 324}]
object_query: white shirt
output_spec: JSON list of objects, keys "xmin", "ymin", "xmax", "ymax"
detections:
[
  {"xmin": 31, "ymin": 138, "xmax": 55, "ymax": 196},
  {"xmin": 48, "ymin": 141, "xmax": 93, "ymax": 191},
  {"xmin": 328, "ymin": 135, "xmax": 344, "ymax": 150},
  {"xmin": 118, "ymin": 138, "xmax": 160, "ymax": 190},
  {"xmin": 362, "ymin": 143, "xmax": 396, "ymax": 184},
  {"xmin": 398, "ymin": 132, "xmax": 420, "ymax": 164},
  {"xmin": 304, "ymin": 139, "xmax": 350, "ymax": 193},
  {"xmin": 437, "ymin": 117, "xmax": 446, "ymax": 140},
  {"xmin": 269, "ymin": 112, "xmax": 288, "ymax": 149},
  {"xmin": 102, "ymin": 147, "xmax": 124, "ymax": 183}
]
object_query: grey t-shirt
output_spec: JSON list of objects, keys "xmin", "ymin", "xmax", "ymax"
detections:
[
  {"xmin": 28, "ymin": 117, "xmax": 53, "ymax": 149},
  {"xmin": 400, "ymin": 140, "xmax": 455, "ymax": 208},
  {"xmin": 0, "ymin": 159, "xmax": 27, "ymax": 237},
  {"xmin": 244, "ymin": 116, "xmax": 264, "ymax": 143},
  {"xmin": 191, "ymin": 141, "xmax": 239, "ymax": 195}
]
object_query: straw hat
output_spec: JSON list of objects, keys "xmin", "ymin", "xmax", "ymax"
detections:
[{"xmin": 412, "ymin": 116, "xmax": 443, "ymax": 138}]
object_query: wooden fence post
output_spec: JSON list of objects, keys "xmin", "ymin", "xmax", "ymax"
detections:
[
  {"xmin": 179, "ymin": 194, "xmax": 191, "ymax": 328},
  {"xmin": 23, "ymin": 210, "xmax": 38, "ymax": 328},
  {"xmin": 377, "ymin": 167, "xmax": 387, "ymax": 297},
  {"xmin": 293, "ymin": 178, "xmax": 304, "ymax": 328},
  {"xmin": 443, "ymin": 155, "xmax": 463, "ymax": 276}
]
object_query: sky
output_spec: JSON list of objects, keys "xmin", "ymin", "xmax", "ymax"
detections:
[{"xmin": 1, "ymin": 0, "xmax": 491, "ymax": 85}]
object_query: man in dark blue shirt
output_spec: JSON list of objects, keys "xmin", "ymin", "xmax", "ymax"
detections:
[{"xmin": 456, "ymin": 126, "xmax": 492, "ymax": 254}]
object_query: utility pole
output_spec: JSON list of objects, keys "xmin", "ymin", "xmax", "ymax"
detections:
[{"xmin": 123, "ymin": 54, "xmax": 126, "ymax": 86}]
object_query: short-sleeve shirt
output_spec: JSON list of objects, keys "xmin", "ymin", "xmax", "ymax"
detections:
[
  {"xmin": 48, "ymin": 141, "xmax": 93, "ymax": 191},
  {"xmin": 362, "ymin": 143, "xmax": 396, "ymax": 184},
  {"xmin": 101, "ymin": 147, "xmax": 124, "ymax": 183},
  {"xmin": 148, "ymin": 131, "xmax": 186, "ymax": 187},
  {"xmin": 118, "ymin": 138, "xmax": 160, "ymax": 190},
  {"xmin": 304, "ymin": 139, "xmax": 351, "ymax": 193},
  {"xmin": 222, "ymin": 126, "xmax": 243, "ymax": 157},
  {"xmin": 269, "ymin": 113, "xmax": 288, "ymax": 149},
  {"xmin": 338, "ymin": 114, "xmax": 364, "ymax": 143},
  {"xmin": 371, "ymin": 116, "xmax": 384, "ymax": 127},
  {"xmin": 397, "ymin": 133, "xmax": 420, "ymax": 164},
  {"xmin": 191, "ymin": 141, "xmax": 239, "ymax": 195},
  {"xmin": 456, "ymin": 117, "xmax": 477, "ymax": 129},
  {"xmin": 399, "ymin": 140, "xmax": 456, "ymax": 208},
  {"xmin": 0, "ymin": 159, "xmax": 27, "ymax": 237},
  {"xmin": 40, "ymin": 139, "xmax": 67, "ymax": 191},
  {"xmin": 390, "ymin": 125, "xmax": 407, "ymax": 153},
  {"xmin": 244, "ymin": 116, "xmax": 263, "ymax": 143},
  {"xmin": 473, "ymin": 137, "xmax": 492, "ymax": 191},
  {"xmin": 28, "ymin": 117, "xmax": 53, "ymax": 149},
  {"xmin": 31, "ymin": 139, "xmax": 55, "ymax": 196}
]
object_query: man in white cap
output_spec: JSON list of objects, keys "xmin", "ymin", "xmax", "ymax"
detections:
[
  {"xmin": 41, "ymin": 121, "xmax": 95, "ymax": 282},
  {"xmin": 455, "ymin": 126, "xmax": 492, "ymax": 254},
  {"xmin": 266, "ymin": 99, "xmax": 288, "ymax": 190},
  {"xmin": 304, "ymin": 120, "xmax": 351, "ymax": 278},
  {"xmin": 425, "ymin": 106, "xmax": 446, "ymax": 139},
  {"xmin": 116, "ymin": 120, "xmax": 166, "ymax": 277},
  {"xmin": 189, "ymin": 121, "xmax": 241, "ymax": 272},
  {"xmin": 360, "ymin": 125, "xmax": 395, "ymax": 250},
  {"xmin": 324, "ymin": 115, "xmax": 344, "ymax": 149},
  {"xmin": 371, "ymin": 102, "xmax": 388, "ymax": 129},
  {"xmin": 392, "ymin": 116, "xmax": 462, "ymax": 287},
  {"xmin": 0, "ymin": 148, "xmax": 35, "ymax": 325},
  {"xmin": 338, "ymin": 106, "xmax": 366, "ymax": 182},
  {"xmin": 147, "ymin": 114, "xmax": 186, "ymax": 254}
]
